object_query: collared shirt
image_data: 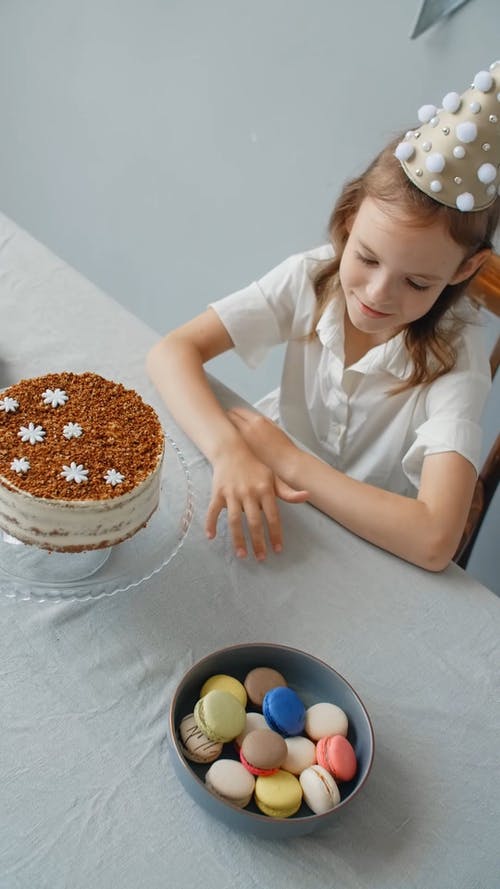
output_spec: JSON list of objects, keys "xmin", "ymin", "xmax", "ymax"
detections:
[{"xmin": 209, "ymin": 245, "xmax": 491, "ymax": 496}]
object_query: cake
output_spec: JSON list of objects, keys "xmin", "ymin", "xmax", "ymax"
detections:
[{"xmin": 0, "ymin": 372, "xmax": 165, "ymax": 552}]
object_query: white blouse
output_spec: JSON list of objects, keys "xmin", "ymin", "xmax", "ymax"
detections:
[{"xmin": 209, "ymin": 245, "xmax": 491, "ymax": 496}]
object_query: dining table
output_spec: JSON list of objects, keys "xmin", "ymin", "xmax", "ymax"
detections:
[{"xmin": 0, "ymin": 209, "xmax": 499, "ymax": 889}]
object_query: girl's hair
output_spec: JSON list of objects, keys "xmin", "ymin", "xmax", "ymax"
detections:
[{"xmin": 313, "ymin": 132, "xmax": 500, "ymax": 391}]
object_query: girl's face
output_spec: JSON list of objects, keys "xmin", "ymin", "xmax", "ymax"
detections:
[{"xmin": 339, "ymin": 196, "xmax": 479, "ymax": 343}]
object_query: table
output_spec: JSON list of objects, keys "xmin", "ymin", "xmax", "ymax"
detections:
[{"xmin": 1, "ymin": 211, "xmax": 499, "ymax": 889}]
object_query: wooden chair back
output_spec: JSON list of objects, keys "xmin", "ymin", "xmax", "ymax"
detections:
[{"xmin": 454, "ymin": 253, "xmax": 500, "ymax": 568}]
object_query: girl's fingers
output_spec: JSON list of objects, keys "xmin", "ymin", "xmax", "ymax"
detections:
[
  {"xmin": 205, "ymin": 493, "xmax": 225, "ymax": 540},
  {"xmin": 275, "ymin": 476, "xmax": 309, "ymax": 503},
  {"xmin": 227, "ymin": 407, "xmax": 252, "ymax": 424},
  {"xmin": 260, "ymin": 492, "xmax": 283, "ymax": 553},
  {"xmin": 206, "ymin": 493, "xmax": 249, "ymax": 559},
  {"xmin": 226, "ymin": 409, "xmax": 245, "ymax": 430},
  {"xmin": 206, "ymin": 474, "xmax": 303, "ymax": 560},
  {"xmin": 242, "ymin": 498, "xmax": 268, "ymax": 561},
  {"xmin": 226, "ymin": 496, "xmax": 249, "ymax": 559}
]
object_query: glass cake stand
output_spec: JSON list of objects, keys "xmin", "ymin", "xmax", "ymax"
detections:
[{"xmin": 0, "ymin": 434, "xmax": 194, "ymax": 603}]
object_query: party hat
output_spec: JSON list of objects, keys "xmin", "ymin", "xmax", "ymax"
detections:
[{"xmin": 395, "ymin": 61, "xmax": 500, "ymax": 212}]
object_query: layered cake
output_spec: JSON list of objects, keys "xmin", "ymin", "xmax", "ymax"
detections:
[{"xmin": 0, "ymin": 372, "xmax": 165, "ymax": 551}]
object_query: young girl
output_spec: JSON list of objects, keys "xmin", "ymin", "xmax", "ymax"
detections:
[{"xmin": 147, "ymin": 63, "xmax": 500, "ymax": 571}]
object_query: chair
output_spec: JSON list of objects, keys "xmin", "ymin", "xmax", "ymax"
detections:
[{"xmin": 453, "ymin": 252, "xmax": 500, "ymax": 569}]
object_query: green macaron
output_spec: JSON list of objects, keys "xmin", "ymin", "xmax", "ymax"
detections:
[{"xmin": 194, "ymin": 689, "xmax": 246, "ymax": 743}]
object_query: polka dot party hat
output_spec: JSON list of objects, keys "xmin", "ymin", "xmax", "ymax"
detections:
[{"xmin": 395, "ymin": 61, "xmax": 500, "ymax": 212}]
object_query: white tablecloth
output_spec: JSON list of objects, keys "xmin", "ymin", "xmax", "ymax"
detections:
[{"xmin": 1, "ymin": 212, "xmax": 499, "ymax": 889}]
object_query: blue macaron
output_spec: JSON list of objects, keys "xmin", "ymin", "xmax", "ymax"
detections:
[{"xmin": 262, "ymin": 687, "xmax": 306, "ymax": 736}]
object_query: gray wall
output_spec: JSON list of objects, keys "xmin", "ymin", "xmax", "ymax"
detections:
[{"xmin": 0, "ymin": 1, "xmax": 498, "ymax": 592}]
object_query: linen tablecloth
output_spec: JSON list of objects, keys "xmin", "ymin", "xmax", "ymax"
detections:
[{"xmin": 0, "ymin": 213, "xmax": 499, "ymax": 889}]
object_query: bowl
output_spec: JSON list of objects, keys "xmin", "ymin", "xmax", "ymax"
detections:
[{"xmin": 168, "ymin": 643, "xmax": 374, "ymax": 839}]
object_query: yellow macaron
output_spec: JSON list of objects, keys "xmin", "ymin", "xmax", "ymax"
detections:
[
  {"xmin": 254, "ymin": 770, "xmax": 303, "ymax": 818},
  {"xmin": 200, "ymin": 674, "xmax": 248, "ymax": 708}
]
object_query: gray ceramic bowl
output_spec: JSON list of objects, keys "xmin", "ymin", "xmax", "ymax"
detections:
[{"xmin": 168, "ymin": 643, "xmax": 374, "ymax": 839}]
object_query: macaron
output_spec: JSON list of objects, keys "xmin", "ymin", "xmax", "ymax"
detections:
[
  {"xmin": 178, "ymin": 713, "xmax": 223, "ymax": 764},
  {"xmin": 282, "ymin": 736, "xmax": 317, "ymax": 776},
  {"xmin": 244, "ymin": 667, "xmax": 287, "ymax": 707},
  {"xmin": 239, "ymin": 729, "xmax": 288, "ymax": 777},
  {"xmin": 304, "ymin": 702, "xmax": 348, "ymax": 741},
  {"xmin": 254, "ymin": 770, "xmax": 303, "ymax": 818},
  {"xmin": 200, "ymin": 673, "xmax": 247, "ymax": 708},
  {"xmin": 299, "ymin": 765, "xmax": 341, "ymax": 814},
  {"xmin": 194, "ymin": 689, "xmax": 246, "ymax": 743},
  {"xmin": 316, "ymin": 734, "xmax": 357, "ymax": 782},
  {"xmin": 234, "ymin": 711, "xmax": 268, "ymax": 749},
  {"xmin": 262, "ymin": 687, "xmax": 306, "ymax": 737},
  {"xmin": 205, "ymin": 759, "xmax": 255, "ymax": 808}
]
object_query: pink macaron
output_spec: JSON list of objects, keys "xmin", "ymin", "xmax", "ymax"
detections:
[{"xmin": 316, "ymin": 734, "xmax": 357, "ymax": 782}]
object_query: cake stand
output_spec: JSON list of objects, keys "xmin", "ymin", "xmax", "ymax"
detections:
[{"xmin": 0, "ymin": 434, "xmax": 194, "ymax": 603}]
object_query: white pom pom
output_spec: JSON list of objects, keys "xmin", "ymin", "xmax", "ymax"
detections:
[
  {"xmin": 473, "ymin": 70, "xmax": 493, "ymax": 92},
  {"xmin": 456, "ymin": 193, "xmax": 475, "ymax": 212},
  {"xmin": 486, "ymin": 184, "xmax": 497, "ymax": 197},
  {"xmin": 425, "ymin": 153, "xmax": 445, "ymax": 173},
  {"xmin": 477, "ymin": 163, "xmax": 497, "ymax": 184},
  {"xmin": 430, "ymin": 180, "xmax": 442, "ymax": 193},
  {"xmin": 417, "ymin": 104, "xmax": 437, "ymax": 123},
  {"xmin": 469, "ymin": 101, "xmax": 481, "ymax": 113},
  {"xmin": 456, "ymin": 121, "xmax": 477, "ymax": 143},
  {"xmin": 394, "ymin": 142, "xmax": 415, "ymax": 162},
  {"xmin": 442, "ymin": 91, "xmax": 461, "ymax": 113},
  {"xmin": 453, "ymin": 145, "xmax": 466, "ymax": 159}
]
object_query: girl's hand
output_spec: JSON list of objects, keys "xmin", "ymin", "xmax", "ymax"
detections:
[
  {"xmin": 226, "ymin": 407, "xmax": 299, "ymax": 475},
  {"xmin": 205, "ymin": 440, "xmax": 308, "ymax": 561}
]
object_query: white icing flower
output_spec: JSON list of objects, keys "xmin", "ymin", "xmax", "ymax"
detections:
[
  {"xmin": 104, "ymin": 468, "xmax": 125, "ymax": 486},
  {"xmin": 42, "ymin": 388, "xmax": 69, "ymax": 408},
  {"xmin": 18, "ymin": 423, "xmax": 46, "ymax": 445},
  {"xmin": 10, "ymin": 456, "xmax": 30, "ymax": 474},
  {"xmin": 63, "ymin": 422, "xmax": 83, "ymax": 439},
  {"xmin": 61, "ymin": 462, "xmax": 89, "ymax": 483},
  {"xmin": 0, "ymin": 396, "xmax": 19, "ymax": 413}
]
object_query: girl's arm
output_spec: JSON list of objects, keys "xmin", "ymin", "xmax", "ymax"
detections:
[
  {"xmin": 227, "ymin": 408, "xmax": 476, "ymax": 571},
  {"xmin": 146, "ymin": 309, "xmax": 308, "ymax": 561}
]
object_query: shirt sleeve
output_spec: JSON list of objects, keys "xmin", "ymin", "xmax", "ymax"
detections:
[
  {"xmin": 402, "ymin": 363, "xmax": 491, "ymax": 489},
  {"xmin": 209, "ymin": 250, "xmax": 322, "ymax": 368}
]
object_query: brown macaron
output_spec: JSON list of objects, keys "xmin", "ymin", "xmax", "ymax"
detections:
[
  {"xmin": 239, "ymin": 729, "xmax": 288, "ymax": 776},
  {"xmin": 243, "ymin": 667, "xmax": 288, "ymax": 707}
]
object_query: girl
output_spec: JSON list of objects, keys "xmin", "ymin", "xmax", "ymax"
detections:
[{"xmin": 147, "ymin": 63, "xmax": 500, "ymax": 571}]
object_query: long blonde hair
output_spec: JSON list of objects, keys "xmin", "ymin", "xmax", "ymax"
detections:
[{"xmin": 313, "ymin": 133, "xmax": 500, "ymax": 390}]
